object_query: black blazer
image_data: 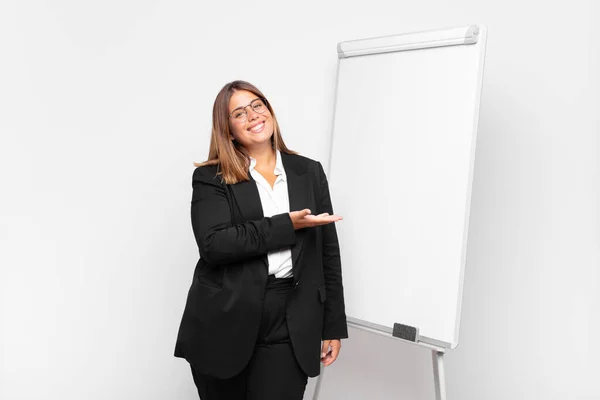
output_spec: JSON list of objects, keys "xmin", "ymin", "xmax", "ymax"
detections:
[{"xmin": 174, "ymin": 152, "xmax": 348, "ymax": 379}]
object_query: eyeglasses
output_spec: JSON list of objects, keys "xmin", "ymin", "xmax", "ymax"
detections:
[{"xmin": 229, "ymin": 98, "xmax": 268, "ymax": 123}]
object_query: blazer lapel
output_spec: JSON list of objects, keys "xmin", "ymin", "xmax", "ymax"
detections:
[
  {"xmin": 281, "ymin": 152, "xmax": 310, "ymax": 279},
  {"xmin": 229, "ymin": 176, "xmax": 267, "ymax": 271},
  {"xmin": 229, "ymin": 175, "xmax": 264, "ymax": 222}
]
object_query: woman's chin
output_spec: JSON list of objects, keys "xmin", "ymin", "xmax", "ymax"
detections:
[{"xmin": 248, "ymin": 134, "xmax": 274, "ymax": 147}]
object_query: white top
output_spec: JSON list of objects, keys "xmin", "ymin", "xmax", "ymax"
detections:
[{"xmin": 249, "ymin": 150, "xmax": 293, "ymax": 278}]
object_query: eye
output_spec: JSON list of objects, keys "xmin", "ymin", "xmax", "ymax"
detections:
[{"xmin": 233, "ymin": 111, "xmax": 244, "ymax": 119}]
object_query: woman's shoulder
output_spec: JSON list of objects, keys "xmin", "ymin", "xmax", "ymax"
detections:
[
  {"xmin": 281, "ymin": 152, "xmax": 322, "ymax": 173},
  {"xmin": 192, "ymin": 164, "xmax": 222, "ymax": 186}
]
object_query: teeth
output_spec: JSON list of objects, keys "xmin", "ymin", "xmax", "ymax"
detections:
[{"xmin": 250, "ymin": 123, "xmax": 264, "ymax": 132}]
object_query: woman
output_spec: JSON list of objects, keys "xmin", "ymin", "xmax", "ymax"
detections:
[{"xmin": 174, "ymin": 80, "xmax": 348, "ymax": 400}]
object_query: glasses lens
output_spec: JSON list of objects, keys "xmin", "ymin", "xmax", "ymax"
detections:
[
  {"xmin": 233, "ymin": 110, "xmax": 246, "ymax": 122},
  {"xmin": 251, "ymin": 99, "xmax": 267, "ymax": 114}
]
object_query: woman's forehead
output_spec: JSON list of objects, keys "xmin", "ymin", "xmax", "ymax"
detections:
[{"xmin": 229, "ymin": 90, "xmax": 259, "ymax": 111}]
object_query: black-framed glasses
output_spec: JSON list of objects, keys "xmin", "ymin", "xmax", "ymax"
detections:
[{"xmin": 229, "ymin": 98, "xmax": 268, "ymax": 123}]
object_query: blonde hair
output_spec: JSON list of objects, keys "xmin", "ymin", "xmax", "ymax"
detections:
[{"xmin": 195, "ymin": 80, "xmax": 297, "ymax": 184}]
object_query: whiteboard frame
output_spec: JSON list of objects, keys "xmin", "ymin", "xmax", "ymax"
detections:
[
  {"xmin": 327, "ymin": 25, "xmax": 487, "ymax": 349},
  {"xmin": 337, "ymin": 25, "xmax": 480, "ymax": 58}
]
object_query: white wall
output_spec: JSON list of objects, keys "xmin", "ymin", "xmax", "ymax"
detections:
[{"xmin": 1, "ymin": 1, "xmax": 598, "ymax": 399}]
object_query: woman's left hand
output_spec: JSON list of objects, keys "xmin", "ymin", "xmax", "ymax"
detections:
[{"xmin": 321, "ymin": 339, "xmax": 342, "ymax": 366}]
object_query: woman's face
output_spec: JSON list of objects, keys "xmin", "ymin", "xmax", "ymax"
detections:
[{"xmin": 228, "ymin": 90, "xmax": 274, "ymax": 151}]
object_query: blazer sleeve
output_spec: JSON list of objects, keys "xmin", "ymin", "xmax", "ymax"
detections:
[
  {"xmin": 316, "ymin": 162, "xmax": 349, "ymax": 340},
  {"xmin": 191, "ymin": 167, "xmax": 296, "ymax": 266}
]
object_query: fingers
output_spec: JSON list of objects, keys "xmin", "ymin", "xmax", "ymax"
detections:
[
  {"xmin": 321, "ymin": 340, "xmax": 331, "ymax": 360},
  {"xmin": 328, "ymin": 340, "xmax": 341, "ymax": 365},
  {"xmin": 304, "ymin": 214, "xmax": 342, "ymax": 223},
  {"xmin": 290, "ymin": 209, "xmax": 342, "ymax": 230},
  {"xmin": 322, "ymin": 339, "xmax": 341, "ymax": 367},
  {"xmin": 289, "ymin": 209, "xmax": 311, "ymax": 218}
]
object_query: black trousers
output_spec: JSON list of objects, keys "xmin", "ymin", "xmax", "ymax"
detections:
[{"xmin": 190, "ymin": 276, "xmax": 308, "ymax": 400}]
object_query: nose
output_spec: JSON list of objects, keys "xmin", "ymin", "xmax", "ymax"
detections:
[{"xmin": 246, "ymin": 106, "xmax": 260, "ymax": 121}]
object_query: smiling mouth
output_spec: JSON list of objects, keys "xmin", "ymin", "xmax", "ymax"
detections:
[{"xmin": 249, "ymin": 122, "xmax": 265, "ymax": 133}]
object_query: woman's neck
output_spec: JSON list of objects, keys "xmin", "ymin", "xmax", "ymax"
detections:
[{"xmin": 248, "ymin": 145, "xmax": 276, "ymax": 170}]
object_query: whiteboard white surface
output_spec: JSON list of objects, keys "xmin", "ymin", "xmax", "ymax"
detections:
[{"xmin": 328, "ymin": 25, "xmax": 487, "ymax": 348}]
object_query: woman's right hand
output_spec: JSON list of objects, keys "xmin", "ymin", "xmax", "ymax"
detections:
[{"xmin": 289, "ymin": 209, "xmax": 342, "ymax": 230}]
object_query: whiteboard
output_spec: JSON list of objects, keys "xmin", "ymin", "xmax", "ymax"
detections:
[{"xmin": 328, "ymin": 25, "xmax": 487, "ymax": 348}]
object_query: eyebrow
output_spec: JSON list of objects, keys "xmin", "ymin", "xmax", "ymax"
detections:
[{"xmin": 230, "ymin": 97, "xmax": 260, "ymax": 114}]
